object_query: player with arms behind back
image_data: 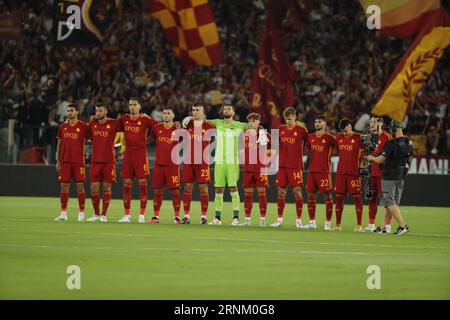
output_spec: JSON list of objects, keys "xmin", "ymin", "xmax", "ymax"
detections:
[
  {"xmin": 117, "ymin": 98, "xmax": 158, "ymax": 223},
  {"xmin": 180, "ymin": 103, "xmax": 214, "ymax": 224},
  {"xmin": 302, "ymin": 115, "xmax": 336, "ymax": 231},
  {"xmin": 147, "ymin": 107, "xmax": 182, "ymax": 224},
  {"xmin": 241, "ymin": 113, "xmax": 271, "ymax": 227},
  {"xmin": 54, "ymin": 103, "xmax": 90, "ymax": 221},
  {"xmin": 334, "ymin": 119, "xmax": 364, "ymax": 231},
  {"xmin": 86, "ymin": 103, "xmax": 121, "ymax": 222},
  {"xmin": 271, "ymin": 107, "xmax": 309, "ymax": 228}
]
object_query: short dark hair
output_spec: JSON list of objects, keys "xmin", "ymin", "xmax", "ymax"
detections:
[
  {"xmin": 316, "ymin": 115, "xmax": 327, "ymax": 122},
  {"xmin": 283, "ymin": 107, "xmax": 296, "ymax": 118},
  {"xmin": 223, "ymin": 104, "xmax": 235, "ymax": 111},
  {"xmin": 129, "ymin": 97, "xmax": 141, "ymax": 104},
  {"xmin": 95, "ymin": 103, "xmax": 108, "ymax": 110},
  {"xmin": 163, "ymin": 106, "xmax": 175, "ymax": 113},
  {"xmin": 338, "ymin": 118, "xmax": 352, "ymax": 130},
  {"xmin": 246, "ymin": 113, "xmax": 261, "ymax": 121},
  {"xmin": 67, "ymin": 103, "xmax": 78, "ymax": 111},
  {"xmin": 192, "ymin": 102, "xmax": 204, "ymax": 108}
]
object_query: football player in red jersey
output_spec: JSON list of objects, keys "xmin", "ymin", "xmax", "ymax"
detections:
[
  {"xmin": 334, "ymin": 119, "xmax": 364, "ymax": 231},
  {"xmin": 147, "ymin": 107, "xmax": 182, "ymax": 224},
  {"xmin": 180, "ymin": 103, "xmax": 214, "ymax": 225},
  {"xmin": 303, "ymin": 115, "xmax": 336, "ymax": 231},
  {"xmin": 54, "ymin": 104, "xmax": 90, "ymax": 221},
  {"xmin": 362, "ymin": 116, "xmax": 393, "ymax": 233},
  {"xmin": 117, "ymin": 98, "xmax": 158, "ymax": 223},
  {"xmin": 240, "ymin": 113, "xmax": 272, "ymax": 227},
  {"xmin": 271, "ymin": 107, "xmax": 309, "ymax": 228},
  {"xmin": 86, "ymin": 104, "xmax": 121, "ymax": 222}
]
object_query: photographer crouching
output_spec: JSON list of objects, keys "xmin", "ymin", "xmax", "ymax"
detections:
[{"xmin": 366, "ymin": 120, "xmax": 413, "ymax": 235}]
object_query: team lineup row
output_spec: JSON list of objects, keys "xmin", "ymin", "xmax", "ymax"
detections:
[{"xmin": 54, "ymin": 98, "xmax": 394, "ymax": 233}]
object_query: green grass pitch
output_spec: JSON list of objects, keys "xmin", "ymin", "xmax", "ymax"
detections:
[{"xmin": 0, "ymin": 196, "xmax": 449, "ymax": 299}]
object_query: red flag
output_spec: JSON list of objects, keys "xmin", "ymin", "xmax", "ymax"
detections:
[{"xmin": 249, "ymin": 0, "xmax": 309, "ymax": 128}]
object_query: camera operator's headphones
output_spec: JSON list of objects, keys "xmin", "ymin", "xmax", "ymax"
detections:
[{"xmin": 387, "ymin": 119, "xmax": 403, "ymax": 134}]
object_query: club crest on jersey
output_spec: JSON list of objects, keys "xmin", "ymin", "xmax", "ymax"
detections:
[
  {"xmin": 64, "ymin": 127, "xmax": 67, "ymax": 130},
  {"xmin": 322, "ymin": 139, "xmax": 325, "ymax": 143},
  {"xmin": 76, "ymin": 128, "xmax": 80, "ymax": 132},
  {"xmin": 294, "ymin": 132, "xmax": 298, "ymax": 136},
  {"xmin": 107, "ymin": 125, "xmax": 110, "ymax": 129},
  {"xmin": 126, "ymin": 121, "xmax": 129, "ymax": 124},
  {"xmin": 351, "ymin": 139, "xmax": 355, "ymax": 143},
  {"xmin": 339, "ymin": 139, "xmax": 343, "ymax": 143},
  {"xmin": 138, "ymin": 121, "xmax": 141, "ymax": 125},
  {"xmin": 94, "ymin": 125, "xmax": 97, "ymax": 128}
]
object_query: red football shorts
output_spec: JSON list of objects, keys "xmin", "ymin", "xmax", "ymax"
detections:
[
  {"xmin": 276, "ymin": 167, "xmax": 303, "ymax": 187},
  {"xmin": 366, "ymin": 175, "xmax": 382, "ymax": 199},
  {"xmin": 243, "ymin": 171, "xmax": 269, "ymax": 188},
  {"xmin": 59, "ymin": 162, "xmax": 86, "ymax": 183},
  {"xmin": 90, "ymin": 162, "xmax": 116, "ymax": 183},
  {"xmin": 121, "ymin": 152, "xmax": 149, "ymax": 179},
  {"xmin": 306, "ymin": 172, "xmax": 332, "ymax": 193},
  {"xmin": 152, "ymin": 165, "xmax": 180, "ymax": 189},
  {"xmin": 334, "ymin": 174, "xmax": 361, "ymax": 195},
  {"xmin": 182, "ymin": 164, "xmax": 210, "ymax": 184}
]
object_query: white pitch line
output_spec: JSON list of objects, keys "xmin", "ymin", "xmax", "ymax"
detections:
[
  {"xmin": 1, "ymin": 228, "xmax": 449, "ymax": 251},
  {"xmin": 1, "ymin": 243, "xmax": 450, "ymax": 261}
]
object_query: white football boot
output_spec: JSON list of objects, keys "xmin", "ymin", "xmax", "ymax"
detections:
[
  {"xmin": 208, "ymin": 218, "xmax": 222, "ymax": 225},
  {"xmin": 77, "ymin": 212, "xmax": 85, "ymax": 221},
  {"xmin": 270, "ymin": 220, "xmax": 282, "ymax": 227},
  {"xmin": 54, "ymin": 213, "xmax": 67, "ymax": 221},
  {"xmin": 118, "ymin": 215, "xmax": 131, "ymax": 223},
  {"xmin": 300, "ymin": 220, "xmax": 317, "ymax": 229},
  {"xmin": 231, "ymin": 218, "xmax": 240, "ymax": 226},
  {"xmin": 86, "ymin": 215, "xmax": 100, "ymax": 222}
]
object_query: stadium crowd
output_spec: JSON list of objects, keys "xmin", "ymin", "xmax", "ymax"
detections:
[{"xmin": 0, "ymin": 0, "xmax": 449, "ymax": 159}]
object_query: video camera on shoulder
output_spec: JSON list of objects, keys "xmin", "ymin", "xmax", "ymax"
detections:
[{"xmin": 361, "ymin": 131, "xmax": 379, "ymax": 155}]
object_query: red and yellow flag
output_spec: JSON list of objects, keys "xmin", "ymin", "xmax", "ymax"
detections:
[
  {"xmin": 146, "ymin": 0, "xmax": 221, "ymax": 68},
  {"xmin": 360, "ymin": 1, "xmax": 450, "ymax": 120},
  {"xmin": 359, "ymin": 0, "xmax": 441, "ymax": 38}
]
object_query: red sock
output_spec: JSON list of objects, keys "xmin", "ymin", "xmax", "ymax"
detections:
[
  {"xmin": 335, "ymin": 194, "xmax": 344, "ymax": 225},
  {"xmin": 123, "ymin": 182, "xmax": 132, "ymax": 215},
  {"xmin": 325, "ymin": 198, "xmax": 333, "ymax": 222},
  {"xmin": 258, "ymin": 192, "xmax": 267, "ymax": 218},
  {"xmin": 102, "ymin": 191, "xmax": 111, "ymax": 216},
  {"xmin": 307, "ymin": 198, "xmax": 316, "ymax": 220},
  {"xmin": 295, "ymin": 196, "xmax": 303, "ymax": 219},
  {"xmin": 386, "ymin": 215, "xmax": 393, "ymax": 225},
  {"xmin": 91, "ymin": 192, "xmax": 100, "ymax": 215},
  {"xmin": 368, "ymin": 199, "xmax": 378, "ymax": 225},
  {"xmin": 172, "ymin": 190, "xmax": 180, "ymax": 217},
  {"xmin": 153, "ymin": 190, "xmax": 162, "ymax": 217},
  {"xmin": 183, "ymin": 192, "xmax": 192, "ymax": 215},
  {"xmin": 353, "ymin": 195, "xmax": 363, "ymax": 226},
  {"xmin": 277, "ymin": 196, "xmax": 285, "ymax": 219},
  {"xmin": 200, "ymin": 192, "xmax": 209, "ymax": 216},
  {"xmin": 77, "ymin": 191, "xmax": 86, "ymax": 212},
  {"xmin": 60, "ymin": 191, "xmax": 69, "ymax": 212},
  {"xmin": 244, "ymin": 192, "xmax": 253, "ymax": 218},
  {"xmin": 139, "ymin": 181, "xmax": 148, "ymax": 215}
]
